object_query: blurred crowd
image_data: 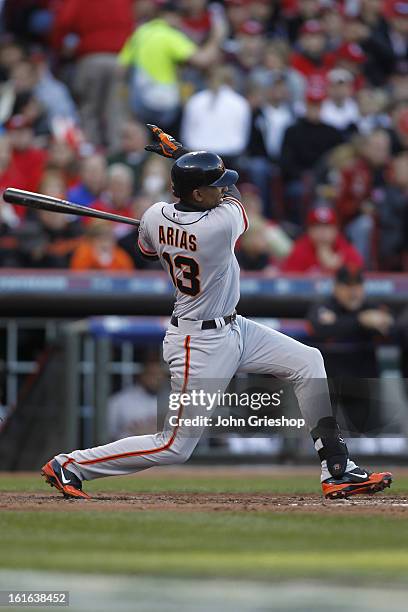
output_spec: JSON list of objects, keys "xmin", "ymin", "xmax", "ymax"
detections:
[{"xmin": 1, "ymin": 0, "xmax": 408, "ymax": 272}]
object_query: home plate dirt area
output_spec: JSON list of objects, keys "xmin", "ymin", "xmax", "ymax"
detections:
[
  {"xmin": 0, "ymin": 466, "xmax": 406, "ymax": 515},
  {"xmin": 1, "ymin": 492, "xmax": 408, "ymax": 514}
]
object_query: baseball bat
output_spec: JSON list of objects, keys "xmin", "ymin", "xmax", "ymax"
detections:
[{"xmin": 3, "ymin": 188, "xmax": 140, "ymax": 227}]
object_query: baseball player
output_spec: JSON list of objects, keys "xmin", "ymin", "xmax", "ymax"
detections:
[{"xmin": 42, "ymin": 125, "xmax": 392, "ymax": 500}]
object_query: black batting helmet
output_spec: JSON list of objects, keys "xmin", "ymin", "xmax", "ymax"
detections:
[{"xmin": 171, "ymin": 151, "xmax": 238, "ymax": 198}]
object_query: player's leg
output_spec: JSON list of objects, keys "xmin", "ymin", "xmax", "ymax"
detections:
[
  {"xmin": 42, "ymin": 324, "xmax": 241, "ymax": 497},
  {"xmin": 236, "ymin": 316, "xmax": 392, "ymax": 498}
]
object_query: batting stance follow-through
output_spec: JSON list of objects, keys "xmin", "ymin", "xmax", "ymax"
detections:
[{"xmin": 42, "ymin": 125, "xmax": 392, "ymax": 501}]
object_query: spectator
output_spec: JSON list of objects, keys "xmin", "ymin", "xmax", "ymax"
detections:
[
  {"xmin": 384, "ymin": 0, "xmax": 408, "ymax": 76},
  {"xmin": 67, "ymin": 154, "xmax": 107, "ymax": 207},
  {"xmin": 229, "ymin": 19, "xmax": 267, "ymax": 89},
  {"xmin": 280, "ymin": 84, "xmax": 343, "ymax": 223},
  {"xmin": 321, "ymin": 69, "xmax": 360, "ymax": 135},
  {"xmin": 18, "ymin": 171, "xmax": 82, "ymax": 268},
  {"xmin": 52, "ymin": 0, "xmax": 133, "ymax": 150},
  {"xmin": 251, "ymin": 39, "xmax": 306, "ymax": 107},
  {"xmin": 333, "ymin": 42, "xmax": 367, "ymax": 91},
  {"xmin": 179, "ymin": 0, "xmax": 214, "ymax": 44},
  {"xmin": 335, "ymin": 129, "xmax": 392, "ymax": 266},
  {"xmin": 363, "ymin": 0, "xmax": 396, "ymax": 81},
  {"xmin": 7, "ymin": 114, "xmax": 48, "ymax": 198},
  {"xmin": 389, "ymin": 105, "xmax": 408, "ymax": 154},
  {"xmin": 377, "ymin": 152, "xmax": 408, "ymax": 270},
  {"xmin": 108, "ymin": 121, "xmax": 149, "ymax": 193},
  {"xmin": 31, "ymin": 51, "xmax": 78, "ymax": 125},
  {"xmin": 250, "ymin": 73, "xmax": 295, "ymax": 161},
  {"xmin": 3, "ymin": 0, "xmax": 54, "ymax": 43},
  {"xmin": 281, "ymin": 84, "xmax": 343, "ymax": 181},
  {"xmin": 0, "ymin": 134, "xmax": 21, "ymax": 265},
  {"xmin": 343, "ymin": 9, "xmax": 394, "ymax": 87},
  {"xmin": 281, "ymin": 206, "xmax": 363, "ymax": 273},
  {"xmin": 285, "ymin": 0, "xmax": 322, "ymax": 43},
  {"xmin": 181, "ymin": 65, "xmax": 250, "ymax": 164},
  {"xmin": 247, "ymin": 0, "xmax": 278, "ymax": 34},
  {"xmin": 119, "ymin": 1, "xmax": 226, "ymax": 129},
  {"xmin": 0, "ymin": 39, "xmax": 25, "ymax": 82},
  {"xmin": 308, "ymin": 264, "xmax": 393, "ymax": 433},
  {"xmin": 315, "ymin": 143, "xmax": 358, "ymax": 204},
  {"xmin": 70, "ymin": 219, "xmax": 134, "ymax": 271},
  {"xmin": 133, "ymin": 0, "xmax": 158, "ymax": 25},
  {"xmin": 8, "ymin": 60, "xmax": 47, "ymax": 132},
  {"xmin": 224, "ymin": 0, "xmax": 251, "ymax": 36},
  {"xmin": 246, "ymin": 72, "xmax": 294, "ymax": 216},
  {"xmin": 98, "ymin": 164, "xmax": 135, "ymax": 239},
  {"xmin": 0, "ymin": 132, "xmax": 26, "ymax": 195},
  {"xmin": 321, "ymin": 1, "xmax": 344, "ymax": 51},
  {"xmin": 108, "ymin": 358, "xmax": 166, "ymax": 440},
  {"xmin": 389, "ymin": 66, "xmax": 408, "ymax": 104},
  {"xmin": 47, "ymin": 139, "xmax": 80, "ymax": 189},
  {"xmin": 0, "ymin": 197, "xmax": 20, "ymax": 266},
  {"xmin": 356, "ymin": 87, "xmax": 390, "ymax": 134},
  {"xmin": 140, "ymin": 156, "xmax": 173, "ymax": 202},
  {"xmin": 290, "ymin": 19, "xmax": 331, "ymax": 81}
]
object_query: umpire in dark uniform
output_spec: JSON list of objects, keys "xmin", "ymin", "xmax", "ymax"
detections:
[{"xmin": 307, "ymin": 265, "xmax": 394, "ymax": 434}]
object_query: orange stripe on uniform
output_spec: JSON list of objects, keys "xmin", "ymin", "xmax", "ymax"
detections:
[
  {"xmin": 63, "ymin": 335, "xmax": 191, "ymax": 468},
  {"xmin": 138, "ymin": 239, "xmax": 157, "ymax": 257}
]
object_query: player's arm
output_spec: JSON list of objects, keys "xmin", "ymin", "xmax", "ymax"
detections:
[
  {"xmin": 224, "ymin": 184, "xmax": 242, "ymax": 203},
  {"xmin": 137, "ymin": 214, "xmax": 159, "ymax": 261},
  {"xmin": 221, "ymin": 186, "xmax": 248, "ymax": 235}
]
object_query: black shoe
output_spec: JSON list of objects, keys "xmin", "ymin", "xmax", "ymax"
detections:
[{"xmin": 41, "ymin": 459, "xmax": 90, "ymax": 499}]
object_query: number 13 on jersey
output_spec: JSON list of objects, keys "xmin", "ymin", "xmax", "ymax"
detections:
[{"xmin": 162, "ymin": 252, "xmax": 201, "ymax": 296}]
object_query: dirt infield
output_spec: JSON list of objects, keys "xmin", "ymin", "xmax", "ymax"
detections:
[
  {"xmin": 2, "ymin": 491, "xmax": 408, "ymax": 514},
  {"xmin": 1, "ymin": 467, "xmax": 406, "ymax": 514}
]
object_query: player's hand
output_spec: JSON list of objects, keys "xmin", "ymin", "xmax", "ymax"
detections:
[{"xmin": 145, "ymin": 125, "xmax": 184, "ymax": 159}]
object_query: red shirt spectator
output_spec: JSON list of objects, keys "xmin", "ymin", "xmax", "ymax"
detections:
[
  {"xmin": 335, "ymin": 129, "xmax": 391, "ymax": 226},
  {"xmin": 52, "ymin": 0, "xmax": 133, "ymax": 56},
  {"xmin": 181, "ymin": 0, "xmax": 213, "ymax": 44},
  {"xmin": 329, "ymin": 42, "xmax": 367, "ymax": 91},
  {"xmin": 281, "ymin": 206, "xmax": 363, "ymax": 273},
  {"xmin": 0, "ymin": 134, "xmax": 27, "ymax": 194},
  {"xmin": 5, "ymin": 117, "xmax": 48, "ymax": 218},
  {"xmin": 290, "ymin": 20, "xmax": 333, "ymax": 81}
]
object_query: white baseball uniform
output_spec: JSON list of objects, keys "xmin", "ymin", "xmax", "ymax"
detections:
[{"xmin": 56, "ymin": 187, "xmax": 342, "ymax": 481}]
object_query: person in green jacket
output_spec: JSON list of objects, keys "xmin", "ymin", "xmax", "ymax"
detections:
[{"xmin": 118, "ymin": 1, "xmax": 226, "ymax": 128}]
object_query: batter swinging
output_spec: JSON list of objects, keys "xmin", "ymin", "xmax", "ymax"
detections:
[{"xmin": 42, "ymin": 125, "xmax": 392, "ymax": 500}]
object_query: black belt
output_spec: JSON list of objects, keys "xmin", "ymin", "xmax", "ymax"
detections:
[{"xmin": 171, "ymin": 312, "xmax": 237, "ymax": 330}]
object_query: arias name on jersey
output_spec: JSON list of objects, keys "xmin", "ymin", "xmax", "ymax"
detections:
[{"xmin": 159, "ymin": 225, "xmax": 197, "ymax": 252}]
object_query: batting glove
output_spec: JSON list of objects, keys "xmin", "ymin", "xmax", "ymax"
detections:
[{"xmin": 145, "ymin": 124, "xmax": 185, "ymax": 159}]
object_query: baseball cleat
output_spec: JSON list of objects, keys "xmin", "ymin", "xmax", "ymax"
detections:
[
  {"xmin": 41, "ymin": 459, "xmax": 91, "ymax": 499},
  {"xmin": 322, "ymin": 467, "xmax": 392, "ymax": 499}
]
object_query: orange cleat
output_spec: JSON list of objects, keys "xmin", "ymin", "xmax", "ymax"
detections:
[
  {"xmin": 322, "ymin": 468, "xmax": 392, "ymax": 499},
  {"xmin": 41, "ymin": 459, "xmax": 91, "ymax": 500}
]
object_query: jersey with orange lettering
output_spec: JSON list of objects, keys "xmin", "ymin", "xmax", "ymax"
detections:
[{"xmin": 137, "ymin": 185, "xmax": 248, "ymax": 320}]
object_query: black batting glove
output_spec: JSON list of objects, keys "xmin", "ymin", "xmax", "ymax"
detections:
[{"xmin": 145, "ymin": 124, "xmax": 185, "ymax": 159}]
